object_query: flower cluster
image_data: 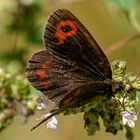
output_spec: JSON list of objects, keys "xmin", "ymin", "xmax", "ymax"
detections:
[
  {"xmin": 112, "ymin": 60, "xmax": 140, "ymax": 129},
  {"xmin": 0, "ymin": 67, "xmax": 36, "ymax": 132},
  {"xmin": 35, "ymin": 60, "xmax": 140, "ymax": 138}
]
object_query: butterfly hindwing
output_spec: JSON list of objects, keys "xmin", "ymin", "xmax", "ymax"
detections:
[
  {"xmin": 26, "ymin": 50, "xmax": 106, "ymax": 105},
  {"xmin": 26, "ymin": 50, "xmax": 75, "ymax": 104}
]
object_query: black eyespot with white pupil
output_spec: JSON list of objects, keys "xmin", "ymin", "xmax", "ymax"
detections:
[
  {"xmin": 61, "ymin": 25, "xmax": 72, "ymax": 33},
  {"xmin": 52, "ymin": 37, "xmax": 59, "ymax": 43}
]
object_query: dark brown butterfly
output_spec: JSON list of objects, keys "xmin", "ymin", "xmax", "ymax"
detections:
[{"xmin": 26, "ymin": 9, "xmax": 112, "ymax": 131}]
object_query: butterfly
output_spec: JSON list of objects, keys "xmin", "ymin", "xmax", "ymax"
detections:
[{"xmin": 26, "ymin": 9, "xmax": 112, "ymax": 131}]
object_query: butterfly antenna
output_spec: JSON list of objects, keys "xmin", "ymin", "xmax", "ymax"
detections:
[{"xmin": 30, "ymin": 110, "xmax": 61, "ymax": 131}]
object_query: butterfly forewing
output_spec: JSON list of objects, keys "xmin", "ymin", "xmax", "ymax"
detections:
[{"xmin": 44, "ymin": 9, "xmax": 112, "ymax": 80}]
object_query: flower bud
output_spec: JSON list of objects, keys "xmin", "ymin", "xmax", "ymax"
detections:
[
  {"xmin": 118, "ymin": 61, "xmax": 126, "ymax": 70},
  {"xmin": 132, "ymin": 81, "xmax": 140, "ymax": 89}
]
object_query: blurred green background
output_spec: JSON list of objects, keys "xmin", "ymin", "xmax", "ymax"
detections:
[{"xmin": 0, "ymin": 0, "xmax": 140, "ymax": 140}]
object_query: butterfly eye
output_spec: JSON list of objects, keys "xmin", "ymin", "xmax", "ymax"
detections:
[
  {"xmin": 61, "ymin": 25, "xmax": 72, "ymax": 33},
  {"xmin": 52, "ymin": 37, "xmax": 59, "ymax": 43}
]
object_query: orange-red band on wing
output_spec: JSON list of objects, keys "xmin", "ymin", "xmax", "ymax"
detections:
[
  {"xmin": 53, "ymin": 20, "xmax": 78, "ymax": 45},
  {"xmin": 36, "ymin": 69, "xmax": 47, "ymax": 80},
  {"xmin": 38, "ymin": 81, "xmax": 49, "ymax": 90}
]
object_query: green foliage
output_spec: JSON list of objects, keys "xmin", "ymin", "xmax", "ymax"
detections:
[
  {"xmin": 5, "ymin": 0, "xmax": 44, "ymax": 44},
  {"xmin": 110, "ymin": 0, "xmax": 136, "ymax": 14},
  {"xmin": 109, "ymin": 0, "xmax": 140, "ymax": 32},
  {"xmin": 0, "ymin": 68, "xmax": 37, "ymax": 132},
  {"xmin": 0, "ymin": 47, "xmax": 28, "ymax": 76}
]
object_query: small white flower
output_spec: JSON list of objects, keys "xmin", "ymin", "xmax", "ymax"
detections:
[
  {"xmin": 122, "ymin": 111, "xmax": 137, "ymax": 128},
  {"xmin": 37, "ymin": 113, "xmax": 58, "ymax": 130},
  {"xmin": 46, "ymin": 114, "xmax": 58, "ymax": 130},
  {"xmin": 36, "ymin": 95, "xmax": 51, "ymax": 109}
]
